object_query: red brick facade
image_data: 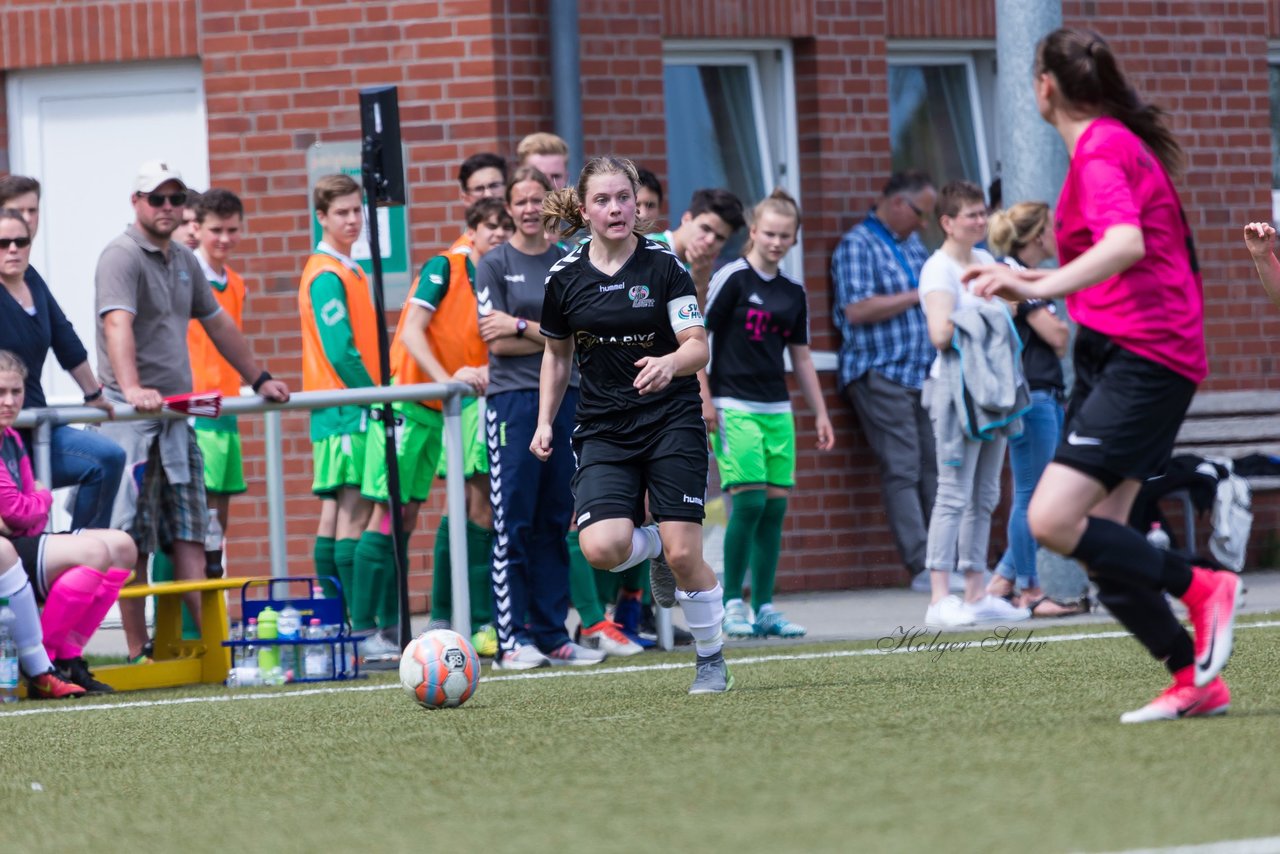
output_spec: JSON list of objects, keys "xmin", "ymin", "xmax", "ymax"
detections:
[{"xmin": 2, "ymin": 1, "xmax": 1279, "ymax": 604}]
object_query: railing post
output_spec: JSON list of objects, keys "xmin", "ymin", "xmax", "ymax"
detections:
[
  {"xmin": 442, "ymin": 392, "xmax": 471, "ymax": 639},
  {"xmin": 33, "ymin": 416, "xmax": 54, "ymax": 533},
  {"xmin": 263, "ymin": 409, "xmax": 288, "ymax": 579}
]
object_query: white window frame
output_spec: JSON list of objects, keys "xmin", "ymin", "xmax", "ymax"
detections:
[
  {"xmin": 886, "ymin": 44, "xmax": 995, "ymax": 194},
  {"xmin": 663, "ymin": 39, "xmax": 803, "ymax": 282}
]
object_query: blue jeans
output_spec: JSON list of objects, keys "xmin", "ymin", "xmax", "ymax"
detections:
[
  {"xmin": 51, "ymin": 424, "xmax": 126, "ymax": 530},
  {"xmin": 995, "ymin": 390, "xmax": 1063, "ymax": 589}
]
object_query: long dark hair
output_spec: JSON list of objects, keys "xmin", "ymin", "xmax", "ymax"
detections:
[{"xmin": 1036, "ymin": 28, "xmax": 1184, "ymax": 177}]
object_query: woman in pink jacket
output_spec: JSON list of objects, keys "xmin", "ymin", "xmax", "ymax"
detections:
[{"xmin": 0, "ymin": 349, "xmax": 135, "ymax": 694}]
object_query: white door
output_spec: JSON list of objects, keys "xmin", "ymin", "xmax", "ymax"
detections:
[{"xmin": 7, "ymin": 60, "xmax": 209, "ymax": 404}]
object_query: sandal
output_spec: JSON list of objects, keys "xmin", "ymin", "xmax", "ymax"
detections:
[{"xmin": 1026, "ymin": 595, "xmax": 1087, "ymax": 618}]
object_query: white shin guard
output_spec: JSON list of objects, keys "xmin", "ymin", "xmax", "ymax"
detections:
[{"xmin": 675, "ymin": 583, "xmax": 725, "ymax": 657}]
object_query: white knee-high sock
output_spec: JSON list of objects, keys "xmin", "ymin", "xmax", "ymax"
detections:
[
  {"xmin": 607, "ymin": 525, "xmax": 663, "ymax": 573},
  {"xmin": 0, "ymin": 562, "xmax": 55, "ymax": 677},
  {"xmin": 676, "ymin": 583, "xmax": 725, "ymax": 657}
]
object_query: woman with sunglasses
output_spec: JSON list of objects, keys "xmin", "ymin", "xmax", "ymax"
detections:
[{"xmin": 0, "ymin": 198, "xmax": 124, "ymax": 531}]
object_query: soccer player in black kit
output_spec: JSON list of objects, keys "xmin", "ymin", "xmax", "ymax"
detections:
[{"xmin": 534, "ymin": 156, "xmax": 732, "ymax": 694}]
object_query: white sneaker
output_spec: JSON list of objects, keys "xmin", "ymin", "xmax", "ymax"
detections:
[
  {"xmin": 494, "ymin": 642, "xmax": 550, "ymax": 670},
  {"xmin": 359, "ymin": 631, "xmax": 402, "ymax": 661},
  {"xmin": 925, "ymin": 595, "xmax": 974, "ymax": 628},
  {"xmin": 967, "ymin": 594, "xmax": 1032, "ymax": 623},
  {"xmin": 579, "ymin": 620, "xmax": 644, "ymax": 657}
]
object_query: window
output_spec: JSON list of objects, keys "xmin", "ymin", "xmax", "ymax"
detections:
[
  {"xmin": 663, "ymin": 42, "xmax": 801, "ymax": 279},
  {"xmin": 1270, "ymin": 49, "xmax": 1280, "ymax": 220},
  {"xmin": 887, "ymin": 48, "xmax": 996, "ymax": 205}
]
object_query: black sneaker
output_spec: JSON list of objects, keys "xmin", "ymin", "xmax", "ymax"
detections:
[{"xmin": 55, "ymin": 657, "xmax": 116, "ymax": 694}]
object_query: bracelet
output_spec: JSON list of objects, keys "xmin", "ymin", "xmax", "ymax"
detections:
[
  {"xmin": 83, "ymin": 386, "xmax": 104, "ymax": 403},
  {"xmin": 251, "ymin": 371, "xmax": 273, "ymax": 393}
]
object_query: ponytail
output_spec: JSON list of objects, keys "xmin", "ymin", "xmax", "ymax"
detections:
[
  {"xmin": 1036, "ymin": 28, "xmax": 1184, "ymax": 177},
  {"xmin": 541, "ymin": 187, "xmax": 587, "ymax": 240}
]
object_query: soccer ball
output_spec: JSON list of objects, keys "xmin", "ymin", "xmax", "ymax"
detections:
[{"xmin": 399, "ymin": 629, "xmax": 481, "ymax": 709}]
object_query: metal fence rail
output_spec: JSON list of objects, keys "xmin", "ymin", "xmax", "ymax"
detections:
[{"xmin": 15, "ymin": 381, "xmax": 677, "ymax": 649}]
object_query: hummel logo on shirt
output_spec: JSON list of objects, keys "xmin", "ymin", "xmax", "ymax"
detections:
[{"xmin": 504, "ymin": 273, "xmax": 525, "ymax": 283}]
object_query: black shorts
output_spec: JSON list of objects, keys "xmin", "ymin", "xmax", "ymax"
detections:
[
  {"xmin": 571, "ymin": 426, "xmax": 709, "ymax": 529},
  {"xmin": 11, "ymin": 534, "xmax": 53, "ymax": 602},
  {"xmin": 1054, "ymin": 327, "xmax": 1197, "ymax": 491}
]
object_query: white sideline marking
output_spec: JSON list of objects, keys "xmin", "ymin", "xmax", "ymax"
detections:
[
  {"xmin": 5, "ymin": 620, "xmax": 1280, "ymax": 720},
  {"xmin": 1095, "ymin": 836, "xmax": 1280, "ymax": 854}
]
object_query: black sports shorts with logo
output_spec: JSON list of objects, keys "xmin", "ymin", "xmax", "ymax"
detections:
[
  {"xmin": 570, "ymin": 413, "xmax": 709, "ymax": 529},
  {"xmin": 1054, "ymin": 325, "xmax": 1197, "ymax": 492}
]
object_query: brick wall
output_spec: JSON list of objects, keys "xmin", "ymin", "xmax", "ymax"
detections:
[{"xmin": 3, "ymin": 0, "xmax": 1280, "ymax": 607}]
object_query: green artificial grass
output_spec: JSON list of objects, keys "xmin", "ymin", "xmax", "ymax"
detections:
[{"xmin": 5, "ymin": 619, "xmax": 1280, "ymax": 853}]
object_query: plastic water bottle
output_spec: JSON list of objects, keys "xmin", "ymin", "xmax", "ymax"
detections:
[
  {"xmin": 204, "ymin": 509, "xmax": 224, "ymax": 578},
  {"xmin": 1147, "ymin": 522, "xmax": 1171, "ymax": 551},
  {"xmin": 239, "ymin": 617, "xmax": 260, "ymax": 685},
  {"xmin": 257, "ymin": 606, "xmax": 282, "ymax": 684},
  {"xmin": 304, "ymin": 618, "xmax": 332, "ymax": 680},
  {"xmin": 0, "ymin": 598, "xmax": 20, "ymax": 704},
  {"xmin": 228, "ymin": 621, "xmax": 244, "ymax": 668},
  {"xmin": 278, "ymin": 604, "xmax": 301, "ymax": 680}
]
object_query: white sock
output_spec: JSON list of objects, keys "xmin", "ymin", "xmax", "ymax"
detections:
[
  {"xmin": 676, "ymin": 583, "xmax": 725, "ymax": 657},
  {"xmin": 0, "ymin": 562, "xmax": 54, "ymax": 677},
  {"xmin": 607, "ymin": 524, "xmax": 662, "ymax": 573}
]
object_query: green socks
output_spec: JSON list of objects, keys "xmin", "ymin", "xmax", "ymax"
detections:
[
  {"xmin": 466, "ymin": 521, "xmax": 494, "ymax": 627},
  {"xmin": 349, "ymin": 532, "xmax": 382, "ymax": 632},
  {"xmin": 567, "ymin": 530, "xmax": 606, "ymax": 628},
  {"xmin": 334, "ymin": 538, "xmax": 358, "ymax": 621},
  {"xmin": 431, "ymin": 516, "xmax": 452, "ymax": 622},
  {"xmin": 314, "ymin": 536, "xmax": 338, "ymax": 598},
  {"xmin": 353, "ymin": 529, "xmax": 404, "ymax": 633},
  {"xmin": 378, "ymin": 530, "xmax": 409, "ymax": 630},
  {"xmin": 751, "ymin": 497, "xmax": 788, "ymax": 610},
  {"xmin": 432, "ymin": 517, "xmax": 496, "ymax": 627},
  {"xmin": 723, "ymin": 489, "xmax": 768, "ymax": 603}
]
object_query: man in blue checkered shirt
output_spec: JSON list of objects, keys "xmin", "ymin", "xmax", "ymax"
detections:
[{"xmin": 831, "ymin": 171, "xmax": 938, "ymax": 590}]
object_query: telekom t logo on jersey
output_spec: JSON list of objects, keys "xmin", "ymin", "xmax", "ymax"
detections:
[{"xmin": 745, "ymin": 308, "xmax": 772, "ymax": 341}]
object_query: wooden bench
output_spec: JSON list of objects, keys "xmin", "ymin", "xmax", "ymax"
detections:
[
  {"xmin": 93, "ymin": 577, "xmax": 268, "ymax": 692},
  {"xmin": 1167, "ymin": 390, "xmax": 1280, "ymax": 551}
]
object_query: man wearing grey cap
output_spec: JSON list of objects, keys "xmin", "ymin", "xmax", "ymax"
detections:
[{"xmin": 94, "ymin": 160, "xmax": 290, "ymax": 663}]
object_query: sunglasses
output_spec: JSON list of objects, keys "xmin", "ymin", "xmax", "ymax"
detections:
[
  {"xmin": 902, "ymin": 196, "xmax": 925, "ymax": 218},
  {"xmin": 0, "ymin": 237, "xmax": 31, "ymax": 250},
  {"xmin": 138, "ymin": 191, "xmax": 188, "ymax": 208}
]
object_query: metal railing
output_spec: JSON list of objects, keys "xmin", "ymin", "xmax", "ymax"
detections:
[{"xmin": 14, "ymin": 384, "xmax": 677, "ymax": 649}]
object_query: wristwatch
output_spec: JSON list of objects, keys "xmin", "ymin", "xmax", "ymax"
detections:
[{"xmin": 515, "ymin": 318, "xmax": 528, "ymax": 339}]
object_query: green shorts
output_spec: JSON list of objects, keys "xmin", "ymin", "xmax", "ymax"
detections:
[
  {"xmin": 195, "ymin": 427, "xmax": 246, "ymax": 495},
  {"xmin": 435, "ymin": 397, "xmax": 490, "ymax": 480},
  {"xmin": 311, "ymin": 429, "xmax": 369, "ymax": 496},
  {"xmin": 362, "ymin": 404, "xmax": 444, "ymax": 503},
  {"xmin": 711, "ymin": 408, "xmax": 796, "ymax": 490}
]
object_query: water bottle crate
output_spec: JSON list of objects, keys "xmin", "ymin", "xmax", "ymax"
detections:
[{"xmin": 223, "ymin": 576, "xmax": 362, "ymax": 683}]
